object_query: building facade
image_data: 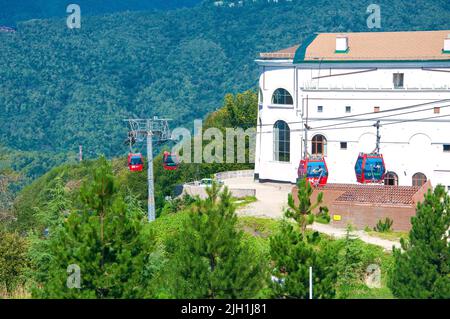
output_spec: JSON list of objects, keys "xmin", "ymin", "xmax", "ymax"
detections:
[{"xmin": 254, "ymin": 30, "xmax": 450, "ymax": 188}]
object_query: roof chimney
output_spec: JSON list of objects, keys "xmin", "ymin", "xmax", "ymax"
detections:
[
  {"xmin": 336, "ymin": 35, "xmax": 349, "ymax": 53},
  {"xmin": 444, "ymin": 34, "xmax": 450, "ymax": 53}
]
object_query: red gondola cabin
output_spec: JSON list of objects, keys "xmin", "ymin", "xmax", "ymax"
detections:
[
  {"xmin": 354, "ymin": 153, "xmax": 386, "ymax": 184},
  {"xmin": 163, "ymin": 151, "xmax": 179, "ymax": 171},
  {"xmin": 128, "ymin": 153, "xmax": 144, "ymax": 172},
  {"xmin": 298, "ymin": 157, "xmax": 329, "ymax": 187}
]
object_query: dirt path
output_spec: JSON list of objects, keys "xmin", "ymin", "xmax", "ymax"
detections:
[
  {"xmin": 222, "ymin": 176, "xmax": 401, "ymax": 251},
  {"xmin": 309, "ymin": 223, "xmax": 401, "ymax": 251}
]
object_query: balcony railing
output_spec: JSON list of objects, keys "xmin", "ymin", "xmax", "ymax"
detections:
[{"xmin": 301, "ymin": 83, "xmax": 450, "ymax": 91}]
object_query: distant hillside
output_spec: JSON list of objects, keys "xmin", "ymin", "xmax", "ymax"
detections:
[
  {"xmin": 0, "ymin": 0, "xmax": 201, "ymax": 26},
  {"xmin": 0, "ymin": 0, "xmax": 449, "ymax": 183}
]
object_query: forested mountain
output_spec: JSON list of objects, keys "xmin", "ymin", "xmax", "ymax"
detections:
[
  {"xmin": 0, "ymin": 0, "xmax": 201, "ymax": 26},
  {"xmin": 1, "ymin": 0, "xmax": 450, "ymax": 182}
]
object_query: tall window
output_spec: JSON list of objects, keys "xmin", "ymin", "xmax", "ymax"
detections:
[
  {"xmin": 384, "ymin": 172, "xmax": 399, "ymax": 186},
  {"xmin": 312, "ymin": 135, "xmax": 327, "ymax": 156},
  {"xmin": 259, "ymin": 88, "xmax": 263, "ymax": 103},
  {"xmin": 272, "ymin": 88, "xmax": 293, "ymax": 105},
  {"xmin": 273, "ymin": 120, "xmax": 290, "ymax": 162},
  {"xmin": 393, "ymin": 73, "xmax": 404, "ymax": 89},
  {"xmin": 412, "ymin": 173, "xmax": 427, "ymax": 187}
]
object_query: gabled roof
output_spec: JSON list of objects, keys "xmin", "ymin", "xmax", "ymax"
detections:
[{"xmin": 260, "ymin": 30, "xmax": 450, "ymax": 63}]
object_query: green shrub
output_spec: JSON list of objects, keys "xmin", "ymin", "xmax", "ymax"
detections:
[
  {"xmin": 316, "ymin": 207, "xmax": 331, "ymax": 224},
  {"xmin": 374, "ymin": 218, "xmax": 393, "ymax": 233}
]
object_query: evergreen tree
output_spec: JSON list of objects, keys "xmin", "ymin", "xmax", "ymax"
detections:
[
  {"xmin": 32, "ymin": 157, "xmax": 158, "ymax": 299},
  {"xmin": 269, "ymin": 220, "xmax": 338, "ymax": 299},
  {"xmin": 0, "ymin": 229, "xmax": 30, "ymax": 297},
  {"xmin": 286, "ymin": 178, "xmax": 324, "ymax": 235},
  {"xmin": 336, "ymin": 226, "xmax": 364, "ymax": 299},
  {"xmin": 389, "ymin": 185, "xmax": 450, "ymax": 298},
  {"xmin": 166, "ymin": 182, "xmax": 266, "ymax": 298}
]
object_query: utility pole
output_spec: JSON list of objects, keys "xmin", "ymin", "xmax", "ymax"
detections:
[
  {"xmin": 303, "ymin": 95, "xmax": 311, "ymax": 159},
  {"xmin": 373, "ymin": 120, "xmax": 381, "ymax": 154},
  {"xmin": 125, "ymin": 117, "xmax": 172, "ymax": 222},
  {"xmin": 79, "ymin": 145, "xmax": 83, "ymax": 162}
]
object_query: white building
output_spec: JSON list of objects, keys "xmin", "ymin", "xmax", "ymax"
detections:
[{"xmin": 254, "ymin": 30, "xmax": 450, "ymax": 188}]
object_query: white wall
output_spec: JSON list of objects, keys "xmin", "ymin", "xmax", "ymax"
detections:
[{"xmin": 255, "ymin": 61, "xmax": 450, "ymax": 187}]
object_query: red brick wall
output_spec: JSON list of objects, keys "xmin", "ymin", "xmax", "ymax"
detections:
[
  {"xmin": 291, "ymin": 186, "xmax": 425, "ymax": 231},
  {"xmin": 326, "ymin": 203, "xmax": 415, "ymax": 231}
]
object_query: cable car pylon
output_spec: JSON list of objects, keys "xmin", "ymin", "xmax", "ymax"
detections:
[
  {"xmin": 354, "ymin": 120, "xmax": 387, "ymax": 184},
  {"xmin": 124, "ymin": 117, "xmax": 172, "ymax": 222}
]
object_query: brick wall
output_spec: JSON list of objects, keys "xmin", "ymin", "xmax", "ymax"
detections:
[{"xmin": 291, "ymin": 183, "xmax": 432, "ymax": 231}]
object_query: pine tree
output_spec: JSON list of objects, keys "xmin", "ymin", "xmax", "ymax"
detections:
[
  {"xmin": 269, "ymin": 220, "xmax": 339, "ymax": 299},
  {"xmin": 166, "ymin": 182, "xmax": 266, "ymax": 298},
  {"xmin": 32, "ymin": 157, "xmax": 158, "ymax": 299},
  {"xmin": 286, "ymin": 177, "xmax": 324, "ymax": 235},
  {"xmin": 389, "ymin": 185, "xmax": 450, "ymax": 298},
  {"xmin": 28, "ymin": 176, "xmax": 71, "ymax": 291},
  {"xmin": 336, "ymin": 226, "xmax": 364, "ymax": 299},
  {"xmin": 0, "ymin": 229, "xmax": 30, "ymax": 297}
]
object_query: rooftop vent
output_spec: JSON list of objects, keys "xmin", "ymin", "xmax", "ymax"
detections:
[
  {"xmin": 444, "ymin": 34, "xmax": 450, "ymax": 53},
  {"xmin": 336, "ymin": 35, "xmax": 349, "ymax": 53}
]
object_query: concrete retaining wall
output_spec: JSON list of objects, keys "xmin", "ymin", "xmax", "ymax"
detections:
[
  {"xmin": 215, "ymin": 170, "xmax": 254, "ymax": 180},
  {"xmin": 183, "ymin": 185, "xmax": 256, "ymax": 200}
]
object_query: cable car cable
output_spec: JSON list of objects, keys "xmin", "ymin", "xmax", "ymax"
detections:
[
  {"xmin": 258, "ymin": 106, "xmax": 450, "ymax": 134},
  {"xmin": 257, "ymin": 98, "xmax": 450, "ymax": 127}
]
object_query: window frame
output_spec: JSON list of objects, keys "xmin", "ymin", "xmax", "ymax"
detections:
[
  {"xmin": 340, "ymin": 142, "xmax": 348, "ymax": 150},
  {"xmin": 393, "ymin": 73, "xmax": 404, "ymax": 89},
  {"xmin": 273, "ymin": 120, "xmax": 291, "ymax": 162},
  {"xmin": 312, "ymin": 134, "xmax": 327, "ymax": 156},
  {"xmin": 412, "ymin": 172, "xmax": 427, "ymax": 187},
  {"xmin": 384, "ymin": 171, "xmax": 399, "ymax": 186},
  {"xmin": 271, "ymin": 88, "xmax": 293, "ymax": 106}
]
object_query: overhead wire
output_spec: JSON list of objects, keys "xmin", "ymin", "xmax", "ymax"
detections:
[
  {"xmin": 258, "ymin": 98, "xmax": 450, "ymax": 128},
  {"xmin": 258, "ymin": 108, "xmax": 450, "ymax": 134}
]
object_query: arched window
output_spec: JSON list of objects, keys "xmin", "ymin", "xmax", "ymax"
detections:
[
  {"xmin": 384, "ymin": 172, "xmax": 399, "ymax": 186},
  {"xmin": 273, "ymin": 120, "xmax": 290, "ymax": 162},
  {"xmin": 259, "ymin": 88, "xmax": 263, "ymax": 103},
  {"xmin": 412, "ymin": 173, "xmax": 427, "ymax": 187},
  {"xmin": 312, "ymin": 135, "xmax": 327, "ymax": 156},
  {"xmin": 272, "ymin": 88, "xmax": 293, "ymax": 105}
]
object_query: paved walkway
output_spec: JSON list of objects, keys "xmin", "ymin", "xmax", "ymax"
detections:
[
  {"xmin": 222, "ymin": 176, "xmax": 401, "ymax": 251},
  {"xmin": 223, "ymin": 177, "xmax": 290, "ymax": 218}
]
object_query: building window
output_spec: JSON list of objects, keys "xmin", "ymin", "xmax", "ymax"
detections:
[
  {"xmin": 444, "ymin": 144, "xmax": 450, "ymax": 152},
  {"xmin": 393, "ymin": 73, "xmax": 404, "ymax": 89},
  {"xmin": 259, "ymin": 88, "xmax": 263, "ymax": 104},
  {"xmin": 273, "ymin": 120, "xmax": 290, "ymax": 162},
  {"xmin": 271, "ymin": 88, "xmax": 293, "ymax": 105},
  {"xmin": 317, "ymin": 105, "xmax": 323, "ymax": 113},
  {"xmin": 340, "ymin": 142, "xmax": 348, "ymax": 150},
  {"xmin": 412, "ymin": 173, "xmax": 427, "ymax": 187},
  {"xmin": 374, "ymin": 106, "xmax": 380, "ymax": 113},
  {"xmin": 312, "ymin": 134, "xmax": 327, "ymax": 156},
  {"xmin": 384, "ymin": 172, "xmax": 399, "ymax": 186},
  {"xmin": 345, "ymin": 106, "xmax": 351, "ymax": 113},
  {"xmin": 434, "ymin": 107, "xmax": 440, "ymax": 114}
]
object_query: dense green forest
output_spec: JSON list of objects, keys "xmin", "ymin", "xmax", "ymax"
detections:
[
  {"xmin": 1, "ymin": 0, "xmax": 450, "ymax": 165},
  {"xmin": 0, "ymin": 0, "xmax": 201, "ymax": 26}
]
